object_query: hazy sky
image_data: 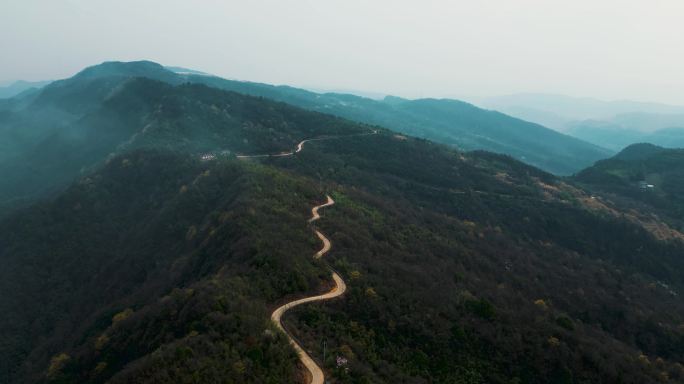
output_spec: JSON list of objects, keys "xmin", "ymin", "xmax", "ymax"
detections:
[{"xmin": 2, "ymin": 0, "xmax": 684, "ymax": 103}]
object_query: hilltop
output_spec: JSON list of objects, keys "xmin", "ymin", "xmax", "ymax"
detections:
[
  {"xmin": 1, "ymin": 64, "xmax": 683, "ymax": 383},
  {"xmin": 1, "ymin": 61, "xmax": 609, "ymax": 182},
  {"xmin": 185, "ymin": 68, "xmax": 613, "ymax": 174},
  {"xmin": 0, "ymin": 63, "xmax": 369, "ymax": 217},
  {"xmin": 575, "ymin": 143, "xmax": 684, "ymax": 223}
]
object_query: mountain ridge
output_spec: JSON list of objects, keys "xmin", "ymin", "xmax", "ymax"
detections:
[
  {"xmin": 182, "ymin": 69, "xmax": 612, "ymax": 175},
  {"xmin": 16, "ymin": 60, "xmax": 610, "ymax": 174},
  {"xmin": 3, "ymin": 61, "xmax": 684, "ymax": 383},
  {"xmin": 574, "ymin": 143, "xmax": 684, "ymax": 224},
  {"xmin": 3, "ymin": 135, "xmax": 684, "ymax": 383},
  {"xmin": 0, "ymin": 80, "xmax": 52, "ymax": 99}
]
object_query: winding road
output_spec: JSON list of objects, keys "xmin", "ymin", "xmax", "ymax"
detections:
[
  {"xmin": 271, "ymin": 195, "xmax": 346, "ymax": 384},
  {"xmin": 235, "ymin": 132, "xmax": 374, "ymax": 382},
  {"xmin": 236, "ymin": 131, "xmax": 378, "ymax": 159},
  {"xmin": 235, "ymin": 139, "xmax": 308, "ymax": 159}
]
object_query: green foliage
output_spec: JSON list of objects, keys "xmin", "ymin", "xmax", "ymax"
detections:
[
  {"xmin": 0, "ymin": 60, "xmax": 610, "ymax": 223},
  {"xmin": 0, "ymin": 66, "xmax": 368, "ymax": 219},
  {"xmin": 275, "ymin": 134, "xmax": 684, "ymax": 383},
  {"xmin": 2, "ymin": 63, "xmax": 684, "ymax": 384},
  {"xmin": 0, "ymin": 151, "xmax": 328, "ymax": 383},
  {"xmin": 191, "ymin": 71, "xmax": 611, "ymax": 175},
  {"xmin": 556, "ymin": 316, "xmax": 574, "ymax": 331},
  {"xmin": 465, "ymin": 299, "xmax": 496, "ymax": 320},
  {"xmin": 575, "ymin": 143, "xmax": 684, "ymax": 222}
]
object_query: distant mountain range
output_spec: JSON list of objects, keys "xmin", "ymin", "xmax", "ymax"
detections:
[
  {"xmin": 566, "ymin": 120, "xmax": 684, "ymax": 151},
  {"xmin": 182, "ymin": 71, "xmax": 611, "ymax": 175},
  {"xmin": 481, "ymin": 93, "xmax": 684, "ymax": 130},
  {"xmin": 0, "ymin": 61, "xmax": 368, "ymax": 217},
  {"xmin": 57, "ymin": 61, "xmax": 617, "ymax": 175},
  {"xmin": 2, "ymin": 62, "xmax": 684, "ymax": 383},
  {"xmin": 0, "ymin": 61, "xmax": 612, "ymax": 219},
  {"xmin": 480, "ymin": 93, "xmax": 684, "ymax": 152},
  {"xmin": 0, "ymin": 79, "xmax": 51, "ymax": 98}
]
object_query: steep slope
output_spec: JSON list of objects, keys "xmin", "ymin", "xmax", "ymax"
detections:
[
  {"xmin": 0, "ymin": 60, "xmax": 610, "ymax": 221},
  {"xmin": 271, "ymin": 195, "xmax": 344, "ymax": 384},
  {"xmin": 3, "ymin": 133, "xmax": 684, "ymax": 383},
  {"xmin": 0, "ymin": 150, "xmax": 330, "ymax": 383},
  {"xmin": 281, "ymin": 136, "xmax": 684, "ymax": 383},
  {"xmin": 2, "ymin": 62, "xmax": 683, "ymax": 384},
  {"xmin": 0, "ymin": 64, "xmax": 368, "ymax": 217},
  {"xmin": 5, "ymin": 60, "xmax": 610, "ymax": 176},
  {"xmin": 575, "ymin": 143, "xmax": 684, "ymax": 222},
  {"xmin": 187, "ymin": 74, "xmax": 612, "ymax": 175}
]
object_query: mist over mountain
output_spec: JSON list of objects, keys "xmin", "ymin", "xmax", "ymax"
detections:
[
  {"xmin": 564, "ymin": 112, "xmax": 684, "ymax": 152},
  {"xmin": 0, "ymin": 61, "xmax": 613, "ymax": 219},
  {"xmin": 566, "ymin": 121, "xmax": 684, "ymax": 151},
  {"xmin": 68, "ymin": 61, "xmax": 611, "ymax": 174},
  {"xmin": 480, "ymin": 93, "xmax": 684, "ymax": 152},
  {"xmin": 183, "ymin": 71, "xmax": 612, "ymax": 175},
  {"xmin": 2, "ymin": 61, "xmax": 684, "ymax": 384},
  {"xmin": 481, "ymin": 93, "xmax": 684, "ymax": 129},
  {"xmin": 0, "ymin": 80, "xmax": 52, "ymax": 99},
  {"xmin": 5, "ymin": 0, "xmax": 684, "ymax": 382},
  {"xmin": 0, "ymin": 61, "xmax": 368, "ymax": 217}
]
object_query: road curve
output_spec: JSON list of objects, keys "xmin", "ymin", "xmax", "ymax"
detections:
[
  {"xmin": 235, "ymin": 135, "xmax": 362, "ymax": 382},
  {"xmin": 270, "ymin": 196, "xmax": 346, "ymax": 384},
  {"xmin": 236, "ymin": 131, "xmax": 378, "ymax": 159},
  {"xmin": 309, "ymin": 195, "xmax": 334, "ymax": 223},
  {"xmin": 236, "ymin": 139, "xmax": 311, "ymax": 159},
  {"xmin": 313, "ymin": 230, "xmax": 331, "ymax": 260}
]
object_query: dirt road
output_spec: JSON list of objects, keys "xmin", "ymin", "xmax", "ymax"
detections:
[
  {"xmin": 309, "ymin": 195, "xmax": 334, "ymax": 223},
  {"xmin": 237, "ymin": 135, "xmax": 364, "ymax": 383},
  {"xmin": 270, "ymin": 273, "xmax": 346, "ymax": 384},
  {"xmin": 270, "ymin": 196, "xmax": 346, "ymax": 384},
  {"xmin": 236, "ymin": 131, "xmax": 378, "ymax": 159}
]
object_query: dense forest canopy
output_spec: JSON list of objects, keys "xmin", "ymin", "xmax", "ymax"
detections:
[
  {"xmin": 0, "ymin": 60, "xmax": 610, "ymax": 211},
  {"xmin": 0, "ymin": 65, "xmax": 369, "ymax": 219},
  {"xmin": 1, "ymin": 62, "xmax": 683, "ymax": 383},
  {"xmin": 575, "ymin": 143, "xmax": 684, "ymax": 225}
]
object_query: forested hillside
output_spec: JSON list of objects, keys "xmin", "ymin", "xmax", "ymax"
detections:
[
  {"xmin": 187, "ymin": 70, "xmax": 612, "ymax": 175},
  {"xmin": 3, "ymin": 129, "xmax": 684, "ymax": 382},
  {"xmin": 2, "ymin": 62, "xmax": 683, "ymax": 384},
  {"xmin": 0, "ymin": 150, "xmax": 330, "ymax": 383},
  {"xmin": 0, "ymin": 61, "xmax": 610, "ymax": 204},
  {"xmin": 575, "ymin": 143, "xmax": 684, "ymax": 224},
  {"xmin": 0, "ymin": 63, "xmax": 368, "ymax": 218},
  {"xmin": 277, "ymin": 134, "xmax": 684, "ymax": 383}
]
